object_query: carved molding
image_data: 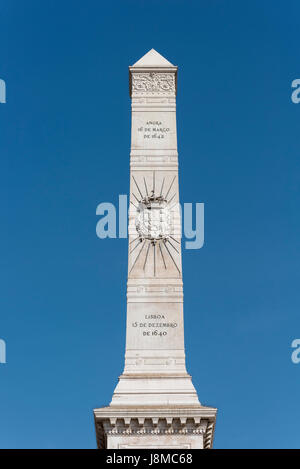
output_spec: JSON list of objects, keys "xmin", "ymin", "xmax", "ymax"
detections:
[
  {"xmin": 204, "ymin": 422, "xmax": 215, "ymax": 449},
  {"xmin": 128, "ymin": 285, "xmax": 182, "ymax": 294},
  {"xmin": 107, "ymin": 428, "xmax": 205, "ymax": 435},
  {"xmin": 96, "ymin": 417, "xmax": 210, "ymax": 447}
]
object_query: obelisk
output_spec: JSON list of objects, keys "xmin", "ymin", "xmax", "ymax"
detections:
[{"xmin": 94, "ymin": 49, "xmax": 217, "ymax": 449}]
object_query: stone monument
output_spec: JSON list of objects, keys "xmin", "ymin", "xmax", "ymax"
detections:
[{"xmin": 94, "ymin": 49, "xmax": 217, "ymax": 449}]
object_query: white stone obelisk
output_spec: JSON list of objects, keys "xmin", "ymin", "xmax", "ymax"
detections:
[{"xmin": 94, "ymin": 50, "xmax": 217, "ymax": 449}]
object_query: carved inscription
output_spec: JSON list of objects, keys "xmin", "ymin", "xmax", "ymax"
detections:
[
  {"xmin": 138, "ymin": 121, "xmax": 170, "ymax": 140},
  {"xmin": 132, "ymin": 314, "xmax": 178, "ymax": 337}
]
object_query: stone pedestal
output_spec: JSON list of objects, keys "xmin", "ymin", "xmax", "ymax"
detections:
[
  {"xmin": 94, "ymin": 407, "xmax": 216, "ymax": 449},
  {"xmin": 94, "ymin": 49, "xmax": 217, "ymax": 449}
]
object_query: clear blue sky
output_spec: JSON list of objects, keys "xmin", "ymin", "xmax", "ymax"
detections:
[{"xmin": 0, "ymin": 0, "xmax": 299, "ymax": 449}]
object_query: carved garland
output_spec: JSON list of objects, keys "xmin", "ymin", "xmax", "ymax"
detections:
[{"xmin": 132, "ymin": 73, "xmax": 175, "ymax": 94}]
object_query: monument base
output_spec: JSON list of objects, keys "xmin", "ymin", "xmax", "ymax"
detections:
[
  {"xmin": 94, "ymin": 405, "xmax": 216, "ymax": 449},
  {"xmin": 94, "ymin": 369, "xmax": 216, "ymax": 449}
]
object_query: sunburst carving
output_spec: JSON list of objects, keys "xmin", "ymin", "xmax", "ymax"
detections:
[{"xmin": 129, "ymin": 172, "xmax": 181, "ymax": 276}]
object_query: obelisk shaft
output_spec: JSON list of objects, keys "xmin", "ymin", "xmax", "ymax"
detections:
[{"xmin": 110, "ymin": 50, "xmax": 199, "ymax": 406}]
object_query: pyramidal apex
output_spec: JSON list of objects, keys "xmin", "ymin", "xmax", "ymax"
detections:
[{"xmin": 132, "ymin": 49, "xmax": 175, "ymax": 67}]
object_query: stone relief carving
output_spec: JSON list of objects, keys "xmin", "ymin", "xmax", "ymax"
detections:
[{"xmin": 132, "ymin": 73, "xmax": 175, "ymax": 94}]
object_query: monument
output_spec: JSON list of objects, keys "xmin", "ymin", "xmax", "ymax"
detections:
[{"xmin": 94, "ymin": 49, "xmax": 217, "ymax": 449}]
